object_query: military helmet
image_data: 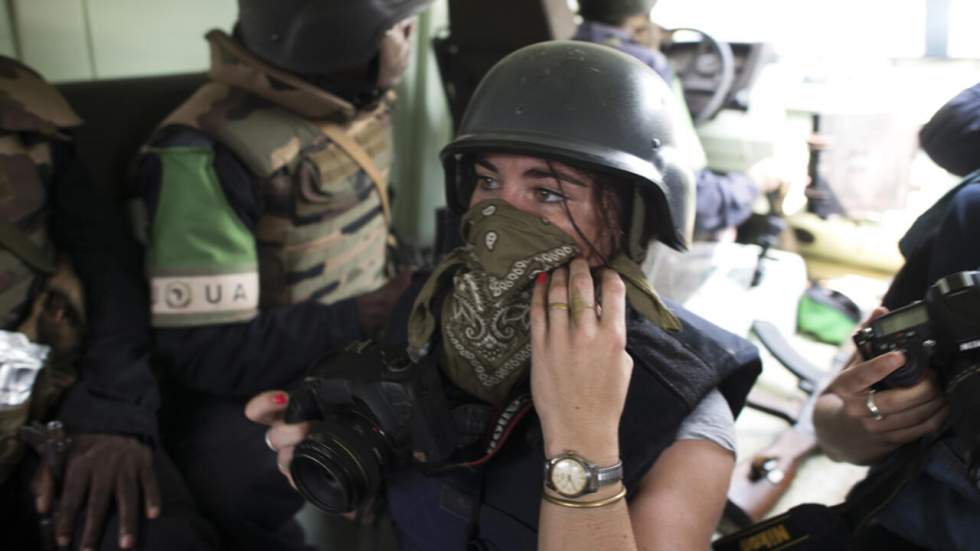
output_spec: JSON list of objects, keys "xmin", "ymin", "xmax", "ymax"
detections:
[
  {"xmin": 237, "ymin": 0, "xmax": 432, "ymax": 76},
  {"xmin": 440, "ymin": 40, "xmax": 694, "ymax": 252},
  {"xmin": 577, "ymin": 0, "xmax": 658, "ymax": 25}
]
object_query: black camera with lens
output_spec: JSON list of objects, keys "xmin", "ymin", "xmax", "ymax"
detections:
[
  {"xmin": 854, "ymin": 270, "xmax": 980, "ymax": 390},
  {"xmin": 284, "ymin": 340, "xmax": 460, "ymax": 514},
  {"xmin": 854, "ymin": 270, "xmax": 980, "ymax": 480}
]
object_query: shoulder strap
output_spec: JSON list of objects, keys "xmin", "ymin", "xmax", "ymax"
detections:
[{"xmin": 319, "ymin": 123, "xmax": 391, "ymax": 227}]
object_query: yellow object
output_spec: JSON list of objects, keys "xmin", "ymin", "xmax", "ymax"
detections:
[{"xmin": 786, "ymin": 212, "xmax": 904, "ymax": 277}]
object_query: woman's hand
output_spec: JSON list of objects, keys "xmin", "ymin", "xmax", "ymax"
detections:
[
  {"xmin": 530, "ymin": 258, "xmax": 632, "ymax": 466},
  {"xmin": 814, "ymin": 308, "xmax": 949, "ymax": 465},
  {"xmin": 244, "ymin": 391, "xmax": 311, "ymax": 488}
]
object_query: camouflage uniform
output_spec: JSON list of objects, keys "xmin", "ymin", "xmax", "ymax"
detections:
[
  {"xmin": 0, "ymin": 57, "xmax": 217, "ymax": 551},
  {"xmin": 130, "ymin": 30, "xmax": 397, "ymax": 551},
  {"xmin": 0, "ymin": 56, "xmax": 82, "ymax": 483}
]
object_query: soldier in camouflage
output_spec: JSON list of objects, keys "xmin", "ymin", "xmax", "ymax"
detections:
[
  {"xmin": 0, "ymin": 58, "xmax": 216, "ymax": 550},
  {"xmin": 128, "ymin": 1, "xmax": 432, "ymax": 549}
]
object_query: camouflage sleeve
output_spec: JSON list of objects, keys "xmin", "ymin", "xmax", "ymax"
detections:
[{"xmin": 136, "ymin": 132, "xmax": 363, "ymax": 395}]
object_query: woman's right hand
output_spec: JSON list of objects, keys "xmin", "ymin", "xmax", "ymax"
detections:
[
  {"xmin": 245, "ymin": 391, "xmax": 311, "ymax": 488},
  {"xmin": 813, "ymin": 308, "xmax": 949, "ymax": 465}
]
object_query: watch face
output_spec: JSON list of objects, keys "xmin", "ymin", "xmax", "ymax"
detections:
[{"xmin": 550, "ymin": 457, "xmax": 589, "ymax": 496}]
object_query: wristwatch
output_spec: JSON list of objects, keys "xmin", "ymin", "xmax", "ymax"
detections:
[{"xmin": 544, "ymin": 451, "xmax": 623, "ymax": 498}]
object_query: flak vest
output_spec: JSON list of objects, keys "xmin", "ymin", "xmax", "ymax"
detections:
[
  {"xmin": 0, "ymin": 57, "xmax": 81, "ymax": 328},
  {"xmin": 382, "ymin": 288, "xmax": 761, "ymax": 550},
  {"xmin": 144, "ymin": 31, "xmax": 392, "ymax": 326}
]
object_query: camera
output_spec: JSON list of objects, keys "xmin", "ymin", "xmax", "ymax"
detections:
[
  {"xmin": 284, "ymin": 340, "xmax": 459, "ymax": 514},
  {"xmin": 854, "ymin": 270, "xmax": 980, "ymax": 390}
]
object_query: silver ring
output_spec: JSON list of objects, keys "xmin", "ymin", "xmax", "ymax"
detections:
[
  {"xmin": 264, "ymin": 432, "xmax": 277, "ymax": 452},
  {"xmin": 866, "ymin": 389, "xmax": 884, "ymax": 421}
]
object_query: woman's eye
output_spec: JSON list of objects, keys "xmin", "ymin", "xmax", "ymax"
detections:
[
  {"xmin": 536, "ymin": 188, "xmax": 566, "ymax": 203},
  {"xmin": 476, "ymin": 175, "xmax": 498, "ymax": 190}
]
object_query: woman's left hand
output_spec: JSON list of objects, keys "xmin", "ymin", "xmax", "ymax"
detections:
[
  {"xmin": 245, "ymin": 391, "xmax": 311, "ymax": 488},
  {"xmin": 530, "ymin": 258, "xmax": 632, "ymax": 466}
]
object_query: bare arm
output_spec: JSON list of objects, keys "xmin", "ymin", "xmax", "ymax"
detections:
[
  {"xmin": 538, "ymin": 439, "xmax": 732, "ymax": 551},
  {"xmin": 531, "ymin": 260, "xmax": 733, "ymax": 550}
]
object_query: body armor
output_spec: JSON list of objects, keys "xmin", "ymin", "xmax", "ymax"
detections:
[
  {"xmin": 384, "ymin": 294, "xmax": 761, "ymax": 549},
  {"xmin": 146, "ymin": 31, "xmax": 392, "ymax": 326}
]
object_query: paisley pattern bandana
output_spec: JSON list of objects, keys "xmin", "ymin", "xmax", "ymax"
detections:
[
  {"xmin": 409, "ymin": 200, "xmax": 579, "ymax": 404},
  {"xmin": 407, "ymin": 199, "xmax": 680, "ymax": 405}
]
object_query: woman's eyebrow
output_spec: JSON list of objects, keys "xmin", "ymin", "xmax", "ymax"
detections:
[
  {"xmin": 475, "ymin": 159, "xmax": 499, "ymax": 173},
  {"xmin": 525, "ymin": 168, "xmax": 588, "ymax": 188}
]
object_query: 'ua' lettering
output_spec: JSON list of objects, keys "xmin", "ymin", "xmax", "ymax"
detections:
[
  {"xmin": 233, "ymin": 284, "xmax": 248, "ymax": 302},
  {"xmin": 205, "ymin": 285, "xmax": 222, "ymax": 304}
]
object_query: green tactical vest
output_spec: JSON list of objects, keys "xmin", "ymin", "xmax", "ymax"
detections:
[
  {"xmin": 0, "ymin": 56, "xmax": 81, "ymax": 483},
  {"xmin": 145, "ymin": 31, "xmax": 392, "ymax": 327}
]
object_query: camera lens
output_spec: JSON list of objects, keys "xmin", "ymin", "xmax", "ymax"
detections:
[{"xmin": 289, "ymin": 411, "xmax": 388, "ymax": 514}]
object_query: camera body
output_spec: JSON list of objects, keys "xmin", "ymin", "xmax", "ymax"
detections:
[
  {"xmin": 284, "ymin": 340, "xmax": 458, "ymax": 514},
  {"xmin": 854, "ymin": 270, "xmax": 980, "ymax": 390}
]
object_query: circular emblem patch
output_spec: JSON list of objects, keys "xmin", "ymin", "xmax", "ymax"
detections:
[{"xmin": 165, "ymin": 281, "xmax": 192, "ymax": 309}]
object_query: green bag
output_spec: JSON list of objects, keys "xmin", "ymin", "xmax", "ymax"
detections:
[{"xmin": 796, "ymin": 284, "xmax": 861, "ymax": 345}]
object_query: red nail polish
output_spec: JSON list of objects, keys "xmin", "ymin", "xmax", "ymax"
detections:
[
  {"xmin": 273, "ymin": 393, "xmax": 288, "ymax": 405},
  {"xmin": 536, "ymin": 272, "xmax": 548, "ymax": 285}
]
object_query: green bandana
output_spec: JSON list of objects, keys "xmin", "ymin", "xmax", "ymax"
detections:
[{"xmin": 408, "ymin": 199, "xmax": 680, "ymax": 405}]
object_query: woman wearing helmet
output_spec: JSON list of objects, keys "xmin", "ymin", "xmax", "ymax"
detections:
[{"xmin": 249, "ymin": 41, "xmax": 759, "ymax": 549}]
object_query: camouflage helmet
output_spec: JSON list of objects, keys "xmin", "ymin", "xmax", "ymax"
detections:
[
  {"xmin": 237, "ymin": 0, "xmax": 433, "ymax": 76},
  {"xmin": 577, "ymin": 0, "xmax": 658, "ymax": 25},
  {"xmin": 440, "ymin": 41, "xmax": 694, "ymax": 252}
]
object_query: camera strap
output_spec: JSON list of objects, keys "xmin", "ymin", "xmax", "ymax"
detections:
[{"xmin": 459, "ymin": 393, "xmax": 533, "ymax": 469}]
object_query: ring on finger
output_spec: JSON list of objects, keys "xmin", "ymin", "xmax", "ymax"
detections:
[
  {"xmin": 570, "ymin": 302, "xmax": 598, "ymax": 315},
  {"xmin": 866, "ymin": 389, "xmax": 884, "ymax": 421},
  {"xmin": 549, "ymin": 302, "xmax": 569, "ymax": 311},
  {"xmin": 265, "ymin": 432, "xmax": 278, "ymax": 452}
]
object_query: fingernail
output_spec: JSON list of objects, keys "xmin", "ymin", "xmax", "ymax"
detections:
[
  {"xmin": 536, "ymin": 272, "xmax": 548, "ymax": 285},
  {"xmin": 57, "ymin": 537, "xmax": 70, "ymax": 547},
  {"xmin": 35, "ymin": 497, "xmax": 45, "ymax": 512},
  {"xmin": 147, "ymin": 506, "xmax": 160, "ymax": 519},
  {"xmin": 120, "ymin": 534, "xmax": 135, "ymax": 548},
  {"xmin": 273, "ymin": 392, "xmax": 287, "ymax": 405}
]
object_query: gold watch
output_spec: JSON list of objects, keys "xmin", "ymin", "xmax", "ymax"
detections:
[{"xmin": 544, "ymin": 451, "xmax": 623, "ymax": 498}]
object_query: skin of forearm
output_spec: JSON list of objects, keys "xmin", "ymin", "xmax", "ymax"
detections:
[
  {"xmin": 538, "ymin": 488, "xmax": 638, "ymax": 551},
  {"xmin": 813, "ymin": 393, "xmax": 894, "ymax": 465}
]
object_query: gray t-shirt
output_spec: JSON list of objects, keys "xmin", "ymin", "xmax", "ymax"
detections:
[{"xmin": 675, "ymin": 388, "xmax": 736, "ymax": 454}]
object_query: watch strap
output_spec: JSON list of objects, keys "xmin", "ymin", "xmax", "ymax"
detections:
[{"xmin": 595, "ymin": 460, "xmax": 624, "ymax": 488}]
